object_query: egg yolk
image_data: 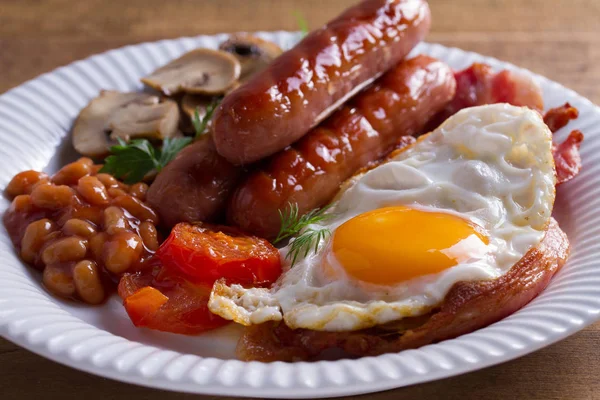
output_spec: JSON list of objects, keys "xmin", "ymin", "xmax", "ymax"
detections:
[{"xmin": 329, "ymin": 206, "xmax": 489, "ymax": 285}]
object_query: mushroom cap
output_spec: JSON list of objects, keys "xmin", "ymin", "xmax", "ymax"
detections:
[
  {"xmin": 141, "ymin": 49, "xmax": 241, "ymax": 96},
  {"xmin": 219, "ymin": 34, "xmax": 283, "ymax": 81},
  {"xmin": 109, "ymin": 99, "xmax": 180, "ymax": 142},
  {"xmin": 72, "ymin": 90, "xmax": 180, "ymax": 158}
]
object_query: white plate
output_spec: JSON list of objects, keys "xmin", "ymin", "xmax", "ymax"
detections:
[{"xmin": 1, "ymin": 31, "xmax": 600, "ymax": 398}]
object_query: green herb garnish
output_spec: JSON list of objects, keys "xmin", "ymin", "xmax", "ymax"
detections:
[
  {"xmin": 287, "ymin": 227, "xmax": 331, "ymax": 266},
  {"xmin": 293, "ymin": 11, "xmax": 309, "ymax": 36},
  {"xmin": 192, "ymin": 98, "xmax": 220, "ymax": 138},
  {"xmin": 274, "ymin": 203, "xmax": 333, "ymax": 244},
  {"xmin": 274, "ymin": 203, "xmax": 333, "ymax": 265},
  {"xmin": 158, "ymin": 137, "xmax": 194, "ymax": 166},
  {"xmin": 100, "ymin": 137, "xmax": 192, "ymax": 184}
]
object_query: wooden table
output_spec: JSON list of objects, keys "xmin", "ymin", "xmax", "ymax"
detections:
[{"xmin": 1, "ymin": 1, "xmax": 599, "ymax": 399}]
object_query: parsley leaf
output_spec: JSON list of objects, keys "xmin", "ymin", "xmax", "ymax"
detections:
[
  {"xmin": 100, "ymin": 137, "xmax": 192, "ymax": 184},
  {"xmin": 100, "ymin": 139, "xmax": 158, "ymax": 184},
  {"xmin": 192, "ymin": 98, "xmax": 220, "ymax": 138},
  {"xmin": 159, "ymin": 137, "xmax": 193, "ymax": 166}
]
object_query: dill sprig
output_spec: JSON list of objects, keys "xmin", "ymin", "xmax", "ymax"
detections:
[
  {"xmin": 274, "ymin": 203, "xmax": 334, "ymax": 266},
  {"xmin": 287, "ymin": 227, "xmax": 331, "ymax": 266},
  {"xmin": 293, "ymin": 11, "xmax": 309, "ymax": 36},
  {"xmin": 273, "ymin": 203, "xmax": 333, "ymax": 244}
]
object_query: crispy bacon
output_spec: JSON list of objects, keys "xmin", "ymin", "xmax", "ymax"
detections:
[
  {"xmin": 427, "ymin": 66, "xmax": 583, "ymax": 184},
  {"xmin": 553, "ymin": 130, "xmax": 584, "ymax": 185},
  {"xmin": 236, "ymin": 219, "xmax": 569, "ymax": 362},
  {"xmin": 426, "ymin": 63, "xmax": 544, "ymax": 130},
  {"xmin": 544, "ymin": 103, "xmax": 579, "ymax": 133},
  {"xmin": 542, "ymin": 104, "xmax": 583, "ymax": 184},
  {"xmin": 491, "ymin": 69, "xmax": 544, "ymax": 111}
]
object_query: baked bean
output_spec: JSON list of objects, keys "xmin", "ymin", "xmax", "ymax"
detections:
[
  {"xmin": 108, "ymin": 179, "xmax": 129, "ymax": 191},
  {"xmin": 89, "ymin": 232, "xmax": 108, "ymax": 260},
  {"xmin": 30, "ymin": 179, "xmax": 50, "ymax": 193},
  {"xmin": 139, "ymin": 221, "xmax": 159, "ymax": 251},
  {"xmin": 43, "ymin": 265, "xmax": 75, "ymax": 298},
  {"xmin": 96, "ymin": 173, "xmax": 120, "ymax": 189},
  {"xmin": 103, "ymin": 206, "xmax": 130, "ymax": 235},
  {"xmin": 73, "ymin": 260, "xmax": 105, "ymax": 304},
  {"xmin": 77, "ymin": 176, "xmax": 109, "ymax": 206},
  {"xmin": 52, "ymin": 159, "xmax": 92, "ymax": 186},
  {"xmin": 103, "ymin": 232, "xmax": 143, "ymax": 274},
  {"xmin": 6, "ymin": 170, "xmax": 49, "ymax": 197},
  {"xmin": 112, "ymin": 195, "xmax": 159, "ymax": 225},
  {"xmin": 5, "ymin": 160, "xmax": 162, "ymax": 305},
  {"xmin": 79, "ymin": 157, "xmax": 94, "ymax": 167},
  {"xmin": 107, "ymin": 187, "xmax": 128, "ymax": 198},
  {"xmin": 129, "ymin": 183, "xmax": 148, "ymax": 201},
  {"xmin": 41, "ymin": 236, "xmax": 88, "ymax": 265},
  {"xmin": 11, "ymin": 194, "xmax": 33, "ymax": 213},
  {"xmin": 21, "ymin": 219, "xmax": 57, "ymax": 263},
  {"xmin": 31, "ymin": 184, "xmax": 74, "ymax": 209},
  {"xmin": 69, "ymin": 206, "xmax": 103, "ymax": 226},
  {"xmin": 91, "ymin": 164, "xmax": 103, "ymax": 175},
  {"xmin": 43, "ymin": 231, "xmax": 62, "ymax": 243},
  {"xmin": 62, "ymin": 219, "xmax": 96, "ymax": 238}
]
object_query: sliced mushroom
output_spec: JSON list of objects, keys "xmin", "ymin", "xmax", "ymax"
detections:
[
  {"xmin": 72, "ymin": 90, "xmax": 180, "ymax": 158},
  {"xmin": 219, "ymin": 34, "xmax": 283, "ymax": 82},
  {"xmin": 141, "ymin": 49, "xmax": 241, "ymax": 96},
  {"xmin": 109, "ymin": 98, "xmax": 179, "ymax": 142}
]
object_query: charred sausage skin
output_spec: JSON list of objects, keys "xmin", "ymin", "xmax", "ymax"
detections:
[
  {"xmin": 228, "ymin": 55, "xmax": 456, "ymax": 239},
  {"xmin": 212, "ymin": 0, "xmax": 432, "ymax": 165}
]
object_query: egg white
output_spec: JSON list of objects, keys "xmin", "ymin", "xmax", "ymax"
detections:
[{"xmin": 209, "ymin": 104, "xmax": 556, "ymax": 331}]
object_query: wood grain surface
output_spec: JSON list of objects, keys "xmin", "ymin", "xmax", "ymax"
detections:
[{"xmin": 1, "ymin": 0, "xmax": 599, "ymax": 399}]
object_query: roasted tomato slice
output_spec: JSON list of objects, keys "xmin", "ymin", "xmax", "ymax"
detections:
[
  {"xmin": 123, "ymin": 287, "xmax": 169, "ymax": 324},
  {"xmin": 119, "ymin": 223, "xmax": 281, "ymax": 335},
  {"xmin": 118, "ymin": 264, "xmax": 228, "ymax": 335},
  {"xmin": 156, "ymin": 222, "xmax": 282, "ymax": 286}
]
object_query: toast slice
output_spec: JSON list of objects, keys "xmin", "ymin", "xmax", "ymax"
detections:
[{"xmin": 236, "ymin": 218, "xmax": 569, "ymax": 361}]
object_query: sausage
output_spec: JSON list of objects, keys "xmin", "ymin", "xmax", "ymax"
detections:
[
  {"xmin": 212, "ymin": 0, "xmax": 432, "ymax": 165},
  {"xmin": 227, "ymin": 55, "xmax": 456, "ymax": 239},
  {"xmin": 146, "ymin": 136, "xmax": 244, "ymax": 228}
]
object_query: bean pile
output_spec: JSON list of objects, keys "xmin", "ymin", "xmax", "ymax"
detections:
[{"xmin": 4, "ymin": 158, "xmax": 160, "ymax": 304}]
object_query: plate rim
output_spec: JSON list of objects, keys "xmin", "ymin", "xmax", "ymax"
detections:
[{"xmin": 1, "ymin": 31, "xmax": 600, "ymax": 398}]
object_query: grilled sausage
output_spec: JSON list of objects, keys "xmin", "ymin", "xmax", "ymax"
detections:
[
  {"xmin": 146, "ymin": 136, "xmax": 244, "ymax": 228},
  {"xmin": 212, "ymin": 0, "xmax": 432, "ymax": 165},
  {"xmin": 227, "ymin": 55, "xmax": 456, "ymax": 239}
]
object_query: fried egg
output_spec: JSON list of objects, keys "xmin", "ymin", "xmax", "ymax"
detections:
[{"xmin": 209, "ymin": 104, "xmax": 556, "ymax": 332}]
